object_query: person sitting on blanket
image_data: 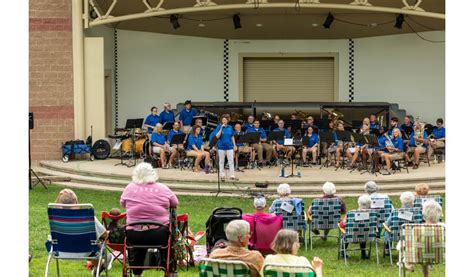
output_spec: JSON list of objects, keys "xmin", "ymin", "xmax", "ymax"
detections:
[
  {"xmin": 262, "ymin": 229, "xmax": 324, "ymax": 277},
  {"xmin": 268, "ymin": 183, "xmax": 304, "ymax": 215},
  {"xmin": 400, "ymin": 200, "xmax": 444, "ymax": 276},
  {"xmin": 307, "ymin": 182, "xmax": 347, "ymax": 240},
  {"xmin": 209, "ymin": 220, "xmax": 264, "ymax": 277},
  {"xmin": 53, "ymin": 189, "xmax": 113, "ymax": 276},
  {"xmin": 383, "ymin": 191, "xmax": 415, "ymax": 255}
]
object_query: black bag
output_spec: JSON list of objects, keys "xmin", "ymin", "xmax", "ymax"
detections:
[
  {"xmin": 107, "ymin": 222, "xmax": 125, "ymax": 244},
  {"xmin": 144, "ymin": 156, "xmax": 159, "ymax": 168},
  {"xmin": 205, "ymin": 207, "xmax": 242, "ymax": 254}
]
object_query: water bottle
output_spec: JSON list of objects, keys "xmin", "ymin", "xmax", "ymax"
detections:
[
  {"xmin": 297, "ymin": 168, "xmax": 301, "ymax": 177},
  {"xmin": 280, "ymin": 164, "xmax": 285, "ymax": 177}
]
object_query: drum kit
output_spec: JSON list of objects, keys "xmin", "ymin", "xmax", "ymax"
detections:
[{"xmin": 108, "ymin": 118, "xmax": 149, "ymax": 167}]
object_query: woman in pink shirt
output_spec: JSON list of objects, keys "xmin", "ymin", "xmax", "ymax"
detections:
[{"xmin": 120, "ymin": 162, "xmax": 179, "ymax": 276}]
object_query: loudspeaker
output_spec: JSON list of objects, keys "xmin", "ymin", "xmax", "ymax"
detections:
[{"xmin": 29, "ymin": 112, "xmax": 34, "ymax": 130}]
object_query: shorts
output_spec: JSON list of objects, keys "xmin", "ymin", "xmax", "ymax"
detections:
[
  {"xmin": 153, "ymin": 145, "xmax": 170, "ymax": 154},
  {"xmin": 408, "ymin": 146, "xmax": 426, "ymax": 153},
  {"xmin": 389, "ymin": 152, "xmax": 404, "ymax": 160},
  {"xmin": 238, "ymin": 145, "xmax": 252, "ymax": 153}
]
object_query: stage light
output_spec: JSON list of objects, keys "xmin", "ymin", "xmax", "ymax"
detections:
[
  {"xmin": 323, "ymin": 13, "xmax": 334, "ymax": 29},
  {"xmin": 394, "ymin": 14, "xmax": 404, "ymax": 29},
  {"xmin": 233, "ymin": 14, "xmax": 242, "ymax": 29},
  {"xmin": 170, "ymin": 14, "xmax": 180, "ymax": 29}
]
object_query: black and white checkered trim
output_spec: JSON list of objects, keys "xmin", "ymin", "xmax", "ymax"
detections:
[
  {"xmin": 113, "ymin": 28, "xmax": 119, "ymax": 133},
  {"xmin": 223, "ymin": 39, "xmax": 230, "ymax": 102},
  {"xmin": 349, "ymin": 38, "xmax": 355, "ymax": 102}
]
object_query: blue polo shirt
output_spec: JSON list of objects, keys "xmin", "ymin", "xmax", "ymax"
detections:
[
  {"xmin": 243, "ymin": 122, "xmax": 253, "ymax": 130},
  {"xmin": 159, "ymin": 111, "xmax": 175, "ymax": 124},
  {"xmin": 307, "ymin": 133, "xmax": 319, "ymax": 148},
  {"xmin": 247, "ymin": 126, "xmax": 267, "ymax": 140},
  {"xmin": 369, "ymin": 122, "xmax": 379, "ymax": 129},
  {"xmin": 144, "ymin": 114, "xmax": 160, "ymax": 134},
  {"xmin": 187, "ymin": 134, "xmax": 203, "ymax": 151},
  {"xmin": 388, "ymin": 124, "xmax": 399, "ymax": 136},
  {"xmin": 431, "ymin": 127, "xmax": 445, "ymax": 139},
  {"xmin": 216, "ymin": 124, "xmax": 235, "ymax": 150},
  {"xmin": 408, "ymin": 131, "xmax": 428, "ymax": 148},
  {"xmin": 385, "ymin": 136, "xmax": 404, "ymax": 153},
  {"xmin": 273, "ymin": 128, "xmax": 290, "ymax": 145},
  {"xmin": 234, "ymin": 130, "xmax": 245, "ymax": 147},
  {"xmin": 167, "ymin": 129, "xmax": 183, "ymax": 144},
  {"xmin": 400, "ymin": 122, "xmax": 413, "ymax": 132},
  {"xmin": 151, "ymin": 132, "xmax": 166, "ymax": 145},
  {"xmin": 179, "ymin": 108, "xmax": 197, "ymax": 126}
]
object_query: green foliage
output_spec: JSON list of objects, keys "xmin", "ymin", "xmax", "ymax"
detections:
[{"xmin": 30, "ymin": 186, "xmax": 445, "ymax": 276}]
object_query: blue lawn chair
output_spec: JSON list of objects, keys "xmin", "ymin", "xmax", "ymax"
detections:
[
  {"xmin": 273, "ymin": 199, "xmax": 307, "ymax": 249},
  {"xmin": 308, "ymin": 198, "xmax": 342, "ymax": 249},
  {"xmin": 45, "ymin": 203, "xmax": 107, "ymax": 277},
  {"xmin": 414, "ymin": 195, "xmax": 443, "ymax": 222}
]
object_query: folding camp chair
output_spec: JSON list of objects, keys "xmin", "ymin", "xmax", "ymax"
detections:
[
  {"xmin": 101, "ymin": 211, "xmax": 126, "ymax": 275},
  {"xmin": 176, "ymin": 213, "xmax": 195, "ymax": 269},
  {"xmin": 339, "ymin": 209, "xmax": 379, "ymax": 265},
  {"xmin": 413, "ymin": 195, "xmax": 444, "ymax": 209},
  {"xmin": 398, "ymin": 223, "xmax": 445, "ymax": 277},
  {"xmin": 199, "ymin": 258, "xmax": 251, "ymax": 277},
  {"xmin": 369, "ymin": 197, "xmax": 393, "ymax": 234},
  {"xmin": 308, "ymin": 198, "xmax": 342, "ymax": 250},
  {"xmin": 382, "ymin": 208, "xmax": 423, "ymax": 265},
  {"xmin": 45, "ymin": 203, "xmax": 108, "ymax": 277},
  {"xmin": 243, "ymin": 213, "xmax": 283, "ymax": 255},
  {"xmin": 273, "ymin": 199, "xmax": 308, "ymax": 250},
  {"xmin": 263, "ymin": 263, "xmax": 317, "ymax": 277}
]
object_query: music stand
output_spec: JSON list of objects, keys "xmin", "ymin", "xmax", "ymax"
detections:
[
  {"xmin": 314, "ymin": 118, "xmax": 330, "ymax": 130},
  {"xmin": 360, "ymin": 134, "xmax": 381, "ymax": 176},
  {"xmin": 119, "ymin": 118, "xmax": 144, "ymax": 168},
  {"xmin": 162, "ymin": 122, "xmax": 174, "ymax": 131},
  {"xmin": 267, "ymin": 131, "xmax": 285, "ymax": 143},
  {"xmin": 319, "ymin": 131, "xmax": 336, "ymax": 169},
  {"xmin": 288, "ymin": 119, "xmax": 303, "ymax": 137},
  {"xmin": 125, "ymin": 118, "xmax": 144, "ymax": 129}
]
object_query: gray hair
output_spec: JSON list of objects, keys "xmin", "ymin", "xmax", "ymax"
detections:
[
  {"xmin": 132, "ymin": 162, "xmax": 158, "ymax": 184},
  {"xmin": 322, "ymin": 182, "xmax": 336, "ymax": 195},
  {"xmin": 277, "ymin": 183, "xmax": 291, "ymax": 197},
  {"xmin": 364, "ymin": 181, "xmax": 378, "ymax": 194},
  {"xmin": 225, "ymin": 220, "xmax": 250, "ymax": 242},
  {"xmin": 271, "ymin": 229, "xmax": 299, "ymax": 254},
  {"xmin": 422, "ymin": 200, "xmax": 442, "ymax": 223},
  {"xmin": 358, "ymin": 194, "xmax": 371, "ymax": 209},
  {"xmin": 400, "ymin": 192, "xmax": 415, "ymax": 207}
]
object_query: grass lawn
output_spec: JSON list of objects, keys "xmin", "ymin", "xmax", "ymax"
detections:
[{"xmin": 30, "ymin": 185, "xmax": 445, "ymax": 276}]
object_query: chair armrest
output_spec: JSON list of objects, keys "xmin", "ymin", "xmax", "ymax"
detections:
[{"xmin": 383, "ymin": 223, "xmax": 392, "ymax": 233}]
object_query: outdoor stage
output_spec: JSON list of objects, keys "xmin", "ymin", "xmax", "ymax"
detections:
[{"xmin": 34, "ymin": 159, "xmax": 445, "ymax": 198}]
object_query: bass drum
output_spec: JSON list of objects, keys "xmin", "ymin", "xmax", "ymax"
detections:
[
  {"xmin": 92, "ymin": 139, "xmax": 111, "ymax": 160},
  {"xmin": 142, "ymin": 139, "xmax": 152, "ymax": 157},
  {"xmin": 135, "ymin": 138, "xmax": 146, "ymax": 154}
]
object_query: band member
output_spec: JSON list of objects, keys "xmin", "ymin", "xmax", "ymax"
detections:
[
  {"xmin": 215, "ymin": 114, "xmax": 238, "ymax": 181},
  {"xmin": 400, "ymin": 116, "xmax": 413, "ymax": 133},
  {"xmin": 362, "ymin": 117, "xmax": 370, "ymax": 128},
  {"xmin": 380, "ymin": 128, "xmax": 404, "ymax": 175},
  {"xmin": 247, "ymin": 120, "xmax": 273, "ymax": 165},
  {"xmin": 328, "ymin": 120, "xmax": 335, "ymax": 130},
  {"xmin": 346, "ymin": 124, "xmax": 369, "ymax": 169},
  {"xmin": 233, "ymin": 123, "xmax": 254, "ymax": 166},
  {"xmin": 272, "ymin": 120, "xmax": 295, "ymax": 159},
  {"xmin": 290, "ymin": 113, "xmax": 298, "ymax": 120},
  {"xmin": 388, "ymin": 117, "xmax": 399, "ymax": 136},
  {"xmin": 194, "ymin": 118, "xmax": 205, "ymax": 136},
  {"xmin": 151, "ymin": 123, "xmax": 169, "ymax": 168},
  {"xmin": 167, "ymin": 121, "xmax": 184, "ymax": 168},
  {"xmin": 334, "ymin": 121, "xmax": 345, "ymax": 168},
  {"xmin": 144, "ymin": 106, "xmax": 160, "ymax": 134},
  {"xmin": 428, "ymin": 118, "xmax": 445, "ymax": 159},
  {"xmin": 304, "ymin": 116, "xmax": 318, "ymax": 130},
  {"xmin": 159, "ymin": 102, "xmax": 175, "ymax": 125},
  {"xmin": 243, "ymin": 115, "xmax": 255, "ymax": 130},
  {"xmin": 179, "ymin": 100, "xmax": 198, "ymax": 134},
  {"xmin": 186, "ymin": 125, "xmax": 210, "ymax": 173},
  {"xmin": 302, "ymin": 126, "xmax": 319, "ymax": 165},
  {"xmin": 369, "ymin": 114, "xmax": 379, "ymax": 129},
  {"xmin": 405, "ymin": 121, "xmax": 428, "ymax": 169}
]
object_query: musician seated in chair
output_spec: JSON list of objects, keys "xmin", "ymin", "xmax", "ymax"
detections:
[
  {"xmin": 405, "ymin": 121, "xmax": 429, "ymax": 170},
  {"xmin": 186, "ymin": 125, "xmax": 210, "ymax": 173},
  {"xmin": 380, "ymin": 128, "xmax": 404, "ymax": 175},
  {"xmin": 333, "ymin": 121, "xmax": 345, "ymax": 168},
  {"xmin": 427, "ymin": 118, "xmax": 445, "ymax": 159},
  {"xmin": 369, "ymin": 114, "xmax": 380, "ymax": 130},
  {"xmin": 388, "ymin": 117, "xmax": 400, "ymax": 136},
  {"xmin": 243, "ymin": 115, "xmax": 255, "ymax": 130},
  {"xmin": 151, "ymin": 123, "xmax": 170, "ymax": 168},
  {"xmin": 144, "ymin": 106, "xmax": 160, "ymax": 136},
  {"xmin": 346, "ymin": 124, "xmax": 369, "ymax": 169},
  {"xmin": 400, "ymin": 116, "xmax": 413, "ymax": 134},
  {"xmin": 167, "ymin": 121, "xmax": 184, "ymax": 168},
  {"xmin": 272, "ymin": 120, "xmax": 295, "ymax": 160},
  {"xmin": 247, "ymin": 120, "xmax": 272, "ymax": 166},
  {"xmin": 234, "ymin": 123, "xmax": 254, "ymax": 166},
  {"xmin": 194, "ymin": 118, "xmax": 205, "ymax": 137},
  {"xmin": 159, "ymin": 102, "xmax": 175, "ymax": 125},
  {"xmin": 302, "ymin": 126, "xmax": 319, "ymax": 165}
]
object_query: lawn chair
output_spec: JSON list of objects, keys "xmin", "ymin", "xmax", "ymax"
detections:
[
  {"xmin": 199, "ymin": 258, "xmax": 251, "ymax": 277},
  {"xmin": 242, "ymin": 213, "xmax": 283, "ymax": 255},
  {"xmin": 273, "ymin": 199, "xmax": 308, "ymax": 250},
  {"xmin": 263, "ymin": 263, "xmax": 317, "ymax": 277},
  {"xmin": 398, "ymin": 223, "xmax": 445, "ymax": 277},
  {"xmin": 370, "ymin": 197, "xmax": 393, "ymax": 235},
  {"xmin": 339, "ymin": 209, "xmax": 379, "ymax": 265},
  {"xmin": 308, "ymin": 198, "xmax": 342, "ymax": 250},
  {"xmin": 382, "ymin": 208, "xmax": 423, "ymax": 265},
  {"xmin": 413, "ymin": 195, "xmax": 443, "ymax": 209},
  {"xmin": 45, "ymin": 203, "xmax": 108, "ymax": 277},
  {"xmin": 176, "ymin": 213, "xmax": 195, "ymax": 269},
  {"xmin": 101, "ymin": 211, "xmax": 126, "ymax": 275}
]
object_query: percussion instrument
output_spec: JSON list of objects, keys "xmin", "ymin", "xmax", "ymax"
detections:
[
  {"xmin": 92, "ymin": 139, "xmax": 111, "ymax": 160},
  {"xmin": 121, "ymin": 139, "xmax": 133, "ymax": 153},
  {"xmin": 135, "ymin": 138, "xmax": 146, "ymax": 154}
]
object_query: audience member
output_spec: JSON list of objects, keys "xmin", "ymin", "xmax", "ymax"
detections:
[
  {"xmin": 364, "ymin": 181, "xmax": 388, "ymax": 199},
  {"xmin": 383, "ymin": 192, "xmax": 415, "ymax": 254},
  {"xmin": 415, "ymin": 183, "xmax": 430, "ymax": 196}
]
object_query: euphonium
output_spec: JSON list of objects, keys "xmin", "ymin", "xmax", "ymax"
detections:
[{"xmin": 384, "ymin": 133, "xmax": 394, "ymax": 149}]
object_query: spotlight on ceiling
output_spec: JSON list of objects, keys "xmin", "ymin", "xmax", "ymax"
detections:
[
  {"xmin": 394, "ymin": 14, "xmax": 404, "ymax": 29},
  {"xmin": 170, "ymin": 14, "xmax": 180, "ymax": 29},
  {"xmin": 323, "ymin": 13, "xmax": 334, "ymax": 29},
  {"xmin": 233, "ymin": 14, "xmax": 242, "ymax": 29}
]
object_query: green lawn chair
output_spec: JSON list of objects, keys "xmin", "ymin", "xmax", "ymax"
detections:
[
  {"xmin": 199, "ymin": 258, "xmax": 251, "ymax": 277},
  {"xmin": 263, "ymin": 263, "xmax": 317, "ymax": 277}
]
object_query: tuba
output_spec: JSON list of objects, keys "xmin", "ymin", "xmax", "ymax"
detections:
[
  {"xmin": 295, "ymin": 110, "xmax": 309, "ymax": 121},
  {"xmin": 414, "ymin": 117, "xmax": 425, "ymax": 147},
  {"xmin": 384, "ymin": 133, "xmax": 394, "ymax": 150},
  {"xmin": 330, "ymin": 110, "xmax": 344, "ymax": 126},
  {"xmin": 261, "ymin": 112, "xmax": 272, "ymax": 121}
]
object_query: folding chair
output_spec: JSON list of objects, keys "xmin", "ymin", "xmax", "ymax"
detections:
[
  {"xmin": 263, "ymin": 263, "xmax": 317, "ymax": 277},
  {"xmin": 176, "ymin": 213, "xmax": 195, "ymax": 269},
  {"xmin": 413, "ymin": 195, "xmax": 444, "ymax": 209},
  {"xmin": 199, "ymin": 258, "xmax": 251, "ymax": 277},
  {"xmin": 273, "ymin": 199, "xmax": 308, "ymax": 250},
  {"xmin": 339, "ymin": 209, "xmax": 379, "ymax": 265},
  {"xmin": 308, "ymin": 198, "xmax": 342, "ymax": 250},
  {"xmin": 101, "ymin": 211, "xmax": 126, "ymax": 275},
  {"xmin": 45, "ymin": 203, "xmax": 108, "ymax": 277},
  {"xmin": 398, "ymin": 223, "xmax": 445, "ymax": 277},
  {"xmin": 382, "ymin": 208, "xmax": 423, "ymax": 265},
  {"xmin": 369, "ymin": 197, "xmax": 393, "ymax": 234},
  {"xmin": 243, "ymin": 213, "xmax": 283, "ymax": 255}
]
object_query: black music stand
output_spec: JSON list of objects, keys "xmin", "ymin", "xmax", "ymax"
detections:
[
  {"xmin": 119, "ymin": 118, "xmax": 144, "ymax": 168},
  {"xmin": 319, "ymin": 131, "xmax": 336, "ymax": 169},
  {"xmin": 288, "ymin": 119, "xmax": 303, "ymax": 137},
  {"xmin": 125, "ymin": 118, "xmax": 144, "ymax": 129},
  {"xmin": 282, "ymin": 138, "xmax": 300, "ymax": 178},
  {"xmin": 314, "ymin": 118, "xmax": 330, "ymax": 130},
  {"xmin": 163, "ymin": 122, "xmax": 174, "ymax": 131},
  {"xmin": 267, "ymin": 130, "xmax": 285, "ymax": 143},
  {"xmin": 360, "ymin": 134, "xmax": 381, "ymax": 176}
]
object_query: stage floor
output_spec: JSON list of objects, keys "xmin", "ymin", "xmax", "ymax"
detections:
[{"xmin": 36, "ymin": 158, "xmax": 445, "ymax": 197}]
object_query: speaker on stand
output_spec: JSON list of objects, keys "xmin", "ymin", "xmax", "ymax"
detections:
[{"xmin": 29, "ymin": 112, "xmax": 47, "ymax": 190}]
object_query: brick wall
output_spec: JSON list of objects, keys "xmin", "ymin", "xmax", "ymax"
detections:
[{"xmin": 29, "ymin": 0, "xmax": 74, "ymax": 161}]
